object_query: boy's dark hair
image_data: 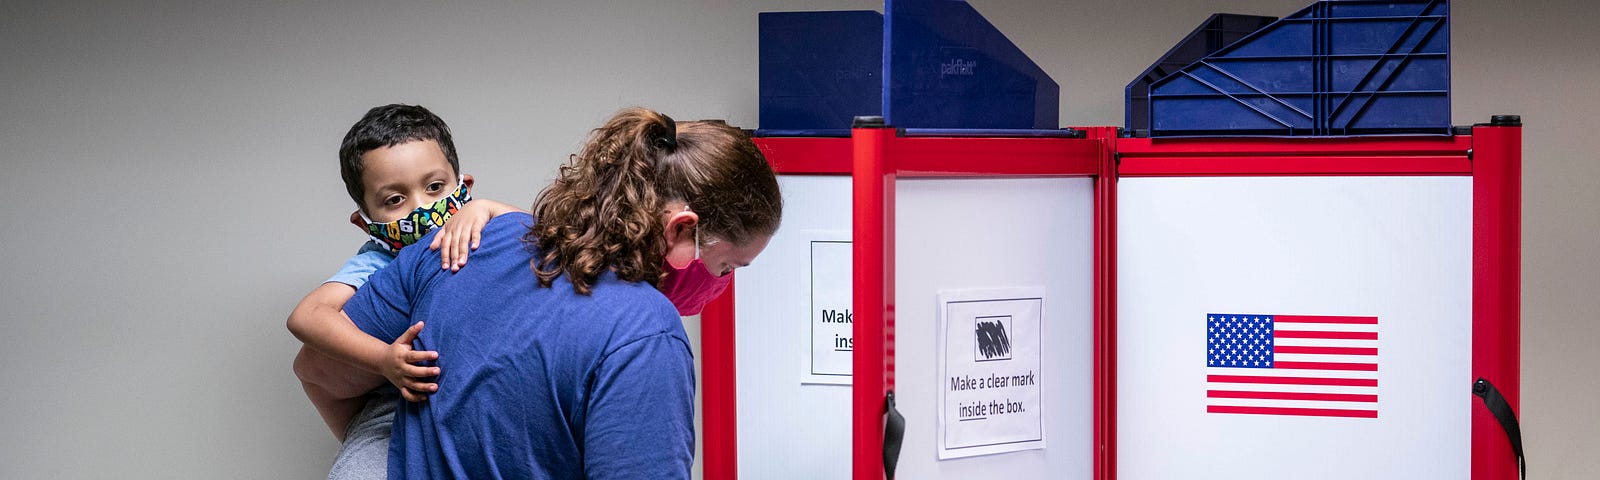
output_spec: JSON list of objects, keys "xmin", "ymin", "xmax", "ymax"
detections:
[{"xmin": 338, "ymin": 104, "xmax": 461, "ymax": 208}]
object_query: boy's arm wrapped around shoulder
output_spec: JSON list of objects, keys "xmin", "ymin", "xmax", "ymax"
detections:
[
  {"xmin": 287, "ymin": 282, "xmax": 440, "ymax": 401},
  {"xmin": 429, "ymin": 198, "xmax": 527, "ymax": 272}
]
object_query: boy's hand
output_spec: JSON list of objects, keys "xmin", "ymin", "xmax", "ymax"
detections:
[
  {"xmin": 429, "ymin": 201, "xmax": 494, "ymax": 272},
  {"xmin": 385, "ymin": 321, "xmax": 440, "ymax": 402}
]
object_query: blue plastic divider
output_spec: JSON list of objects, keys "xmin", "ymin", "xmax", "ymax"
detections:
[
  {"xmin": 884, "ymin": 0, "xmax": 1058, "ymax": 133},
  {"xmin": 757, "ymin": 0, "xmax": 1060, "ymax": 137},
  {"xmin": 1125, "ymin": 14, "xmax": 1278, "ymax": 135},
  {"xmin": 758, "ymin": 11, "xmax": 883, "ymax": 137},
  {"xmin": 1142, "ymin": 0, "xmax": 1451, "ymax": 137}
]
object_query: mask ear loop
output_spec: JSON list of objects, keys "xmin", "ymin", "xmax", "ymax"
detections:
[
  {"xmin": 685, "ymin": 204, "xmax": 701, "ymax": 260},
  {"xmin": 668, "ymin": 203, "xmax": 704, "ymax": 261},
  {"xmin": 684, "ymin": 204, "xmax": 727, "ymax": 264}
]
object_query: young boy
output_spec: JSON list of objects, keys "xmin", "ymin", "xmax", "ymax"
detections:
[{"xmin": 288, "ymin": 104, "xmax": 520, "ymax": 479}]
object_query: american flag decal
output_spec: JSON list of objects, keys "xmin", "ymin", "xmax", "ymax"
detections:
[{"xmin": 1206, "ymin": 314, "xmax": 1378, "ymax": 418}]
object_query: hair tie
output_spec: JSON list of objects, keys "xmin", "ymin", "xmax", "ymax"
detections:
[{"xmin": 656, "ymin": 116, "xmax": 678, "ymax": 152}]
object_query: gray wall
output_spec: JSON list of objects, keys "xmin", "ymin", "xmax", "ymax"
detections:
[{"xmin": 2, "ymin": 1, "xmax": 1593, "ymax": 478}]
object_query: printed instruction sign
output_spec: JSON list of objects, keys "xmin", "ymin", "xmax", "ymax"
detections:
[
  {"xmin": 937, "ymin": 287, "xmax": 1046, "ymax": 459},
  {"xmin": 803, "ymin": 237, "xmax": 852, "ymax": 385}
]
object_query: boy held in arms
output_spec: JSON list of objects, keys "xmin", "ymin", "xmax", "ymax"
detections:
[{"xmin": 288, "ymin": 104, "xmax": 520, "ymax": 478}]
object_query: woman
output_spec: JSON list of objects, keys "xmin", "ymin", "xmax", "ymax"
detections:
[{"xmin": 293, "ymin": 107, "xmax": 782, "ymax": 479}]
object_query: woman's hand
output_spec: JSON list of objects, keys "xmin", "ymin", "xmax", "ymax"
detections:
[{"xmin": 385, "ymin": 321, "xmax": 441, "ymax": 402}]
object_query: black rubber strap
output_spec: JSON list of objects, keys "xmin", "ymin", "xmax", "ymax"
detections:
[
  {"xmin": 1473, "ymin": 378, "xmax": 1525, "ymax": 480},
  {"xmin": 883, "ymin": 390, "xmax": 905, "ymax": 480}
]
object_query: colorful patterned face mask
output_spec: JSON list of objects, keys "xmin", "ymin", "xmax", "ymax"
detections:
[{"xmin": 361, "ymin": 177, "xmax": 472, "ymax": 254}]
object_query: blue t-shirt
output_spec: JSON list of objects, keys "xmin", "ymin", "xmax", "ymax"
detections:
[
  {"xmin": 326, "ymin": 241, "xmax": 395, "ymax": 289},
  {"xmin": 343, "ymin": 212, "xmax": 695, "ymax": 480}
]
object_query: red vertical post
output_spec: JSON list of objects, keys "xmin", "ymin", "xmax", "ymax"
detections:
[
  {"xmin": 700, "ymin": 280, "xmax": 737, "ymax": 480},
  {"xmin": 1080, "ymin": 126, "xmax": 1120, "ymax": 480},
  {"xmin": 852, "ymin": 122, "xmax": 895, "ymax": 480},
  {"xmin": 1471, "ymin": 119, "xmax": 1522, "ymax": 480}
]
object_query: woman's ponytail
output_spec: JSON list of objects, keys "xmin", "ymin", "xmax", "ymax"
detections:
[
  {"xmin": 529, "ymin": 107, "xmax": 677, "ymax": 294},
  {"xmin": 529, "ymin": 107, "xmax": 781, "ymax": 295}
]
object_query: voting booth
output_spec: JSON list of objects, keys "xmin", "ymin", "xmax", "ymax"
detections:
[
  {"xmin": 1112, "ymin": 124, "xmax": 1522, "ymax": 480},
  {"xmin": 847, "ymin": 124, "xmax": 1109, "ymax": 479},
  {"xmin": 712, "ymin": 134, "xmax": 1108, "ymax": 480},
  {"xmin": 1111, "ymin": 1, "xmax": 1522, "ymax": 479},
  {"xmin": 702, "ymin": 1, "xmax": 1103, "ymax": 479},
  {"xmin": 704, "ymin": 1, "xmax": 1521, "ymax": 479}
]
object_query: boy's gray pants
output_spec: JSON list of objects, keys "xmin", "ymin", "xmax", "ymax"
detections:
[{"xmin": 328, "ymin": 392, "xmax": 397, "ymax": 480}]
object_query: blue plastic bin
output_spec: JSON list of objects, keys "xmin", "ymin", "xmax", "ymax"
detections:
[
  {"xmin": 757, "ymin": 0, "xmax": 1059, "ymax": 136},
  {"xmin": 884, "ymin": 0, "xmax": 1058, "ymax": 133},
  {"xmin": 758, "ymin": 11, "xmax": 883, "ymax": 136},
  {"xmin": 1142, "ymin": 0, "xmax": 1451, "ymax": 137},
  {"xmin": 1126, "ymin": 14, "xmax": 1278, "ymax": 135}
]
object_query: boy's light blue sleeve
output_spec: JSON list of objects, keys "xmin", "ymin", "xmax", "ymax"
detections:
[{"xmin": 326, "ymin": 241, "xmax": 395, "ymax": 288}]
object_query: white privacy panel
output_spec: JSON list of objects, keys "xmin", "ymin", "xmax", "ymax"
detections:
[
  {"xmin": 893, "ymin": 177, "xmax": 1095, "ymax": 479},
  {"xmin": 734, "ymin": 175, "xmax": 853, "ymax": 479},
  {"xmin": 1117, "ymin": 176, "xmax": 1472, "ymax": 480}
]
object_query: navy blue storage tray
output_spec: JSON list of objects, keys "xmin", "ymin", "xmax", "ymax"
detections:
[
  {"xmin": 757, "ymin": 0, "xmax": 1059, "ymax": 137},
  {"xmin": 1126, "ymin": 14, "xmax": 1278, "ymax": 135},
  {"xmin": 1142, "ymin": 0, "xmax": 1451, "ymax": 137},
  {"xmin": 758, "ymin": 10, "xmax": 883, "ymax": 137}
]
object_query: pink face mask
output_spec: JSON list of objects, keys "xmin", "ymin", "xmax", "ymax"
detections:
[{"xmin": 659, "ymin": 228, "xmax": 732, "ymax": 316}]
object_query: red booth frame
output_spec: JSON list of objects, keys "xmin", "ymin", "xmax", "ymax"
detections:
[
  {"xmin": 1112, "ymin": 125, "xmax": 1522, "ymax": 480},
  {"xmin": 703, "ymin": 128, "xmax": 1115, "ymax": 480},
  {"xmin": 701, "ymin": 124, "xmax": 1519, "ymax": 480}
]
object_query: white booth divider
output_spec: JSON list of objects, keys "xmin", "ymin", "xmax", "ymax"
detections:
[
  {"xmin": 892, "ymin": 176, "xmax": 1095, "ymax": 477},
  {"xmin": 1117, "ymin": 176, "xmax": 1473, "ymax": 479},
  {"xmin": 734, "ymin": 175, "xmax": 854, "ymax": 479}
]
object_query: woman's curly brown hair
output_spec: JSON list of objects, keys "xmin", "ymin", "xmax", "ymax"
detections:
[{"xmin": 528, "ymin": 107, "xmax": 781, "ymax": 294}]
